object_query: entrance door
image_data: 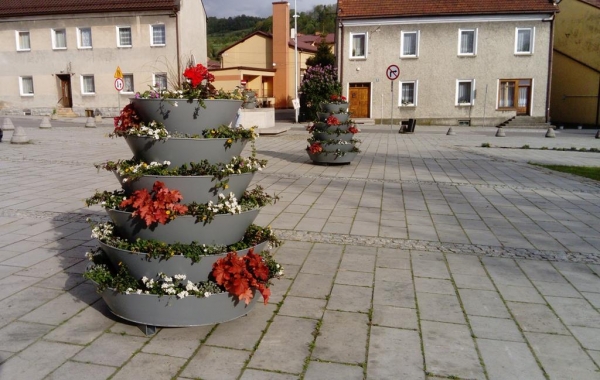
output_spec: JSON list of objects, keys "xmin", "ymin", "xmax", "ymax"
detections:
[
  {"xmin": 498, "ymin": 79, "xmax": 530, "ymax": 115},
  {"xmin": 349, "ymin": 84, "xmax": 370, "ymax": 118},
  {"xmin": 57, "ymin": 74, "xmax": 72, "ymax": 107}
]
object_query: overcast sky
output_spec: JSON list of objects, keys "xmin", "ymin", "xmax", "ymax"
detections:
[{"xmin": 204, "ymin": 0, "xmax": 337, "ymax": 18}]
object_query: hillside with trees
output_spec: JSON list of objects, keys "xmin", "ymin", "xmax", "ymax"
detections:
[{"xmin": 207, "ymin": 4, "xmax": 337, "ymax": 60}]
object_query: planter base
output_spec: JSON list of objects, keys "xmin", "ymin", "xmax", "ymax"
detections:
[
  {"xmin": 307, "ymin": 151, "xmax": 358, "ymax": 165},
  {"xmin": 100, "ymin": 287, "xmax": 258, "ymax": 327}
]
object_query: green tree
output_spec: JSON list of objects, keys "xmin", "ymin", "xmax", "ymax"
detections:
[{"xmin": 305, "ymin": 38, "xmax": 335, "ymax": 67}]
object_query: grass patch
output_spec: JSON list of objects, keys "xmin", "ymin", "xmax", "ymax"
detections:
[{"xmin": 532, "ymin": 164, "xmax": 600, "ymax": 181}]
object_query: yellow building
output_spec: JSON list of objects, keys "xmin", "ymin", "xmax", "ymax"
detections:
[
  {"xmin": 551, "ymin": 0, "xmax": 600, "ymax": 127},
  {"xmin": 212, "ymin": 2, "xmax": 333, "ymax": 108}
]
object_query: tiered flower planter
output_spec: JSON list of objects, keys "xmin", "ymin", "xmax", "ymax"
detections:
[
  {"xmin": 306, "ymin": 103, "xmax": 360, "ymax": 165},
  {"xmin": 86, "ymin": 97, "xmax": 278, "ymax": 328}
]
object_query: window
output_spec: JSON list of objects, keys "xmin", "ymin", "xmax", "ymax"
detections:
[
  {"xmin": 19, "ymin": 76, "xmax": 34, "ymax": 96},
  {"xmin": 456, "ymin": 80, "xmax": 475, "ymax": 105},
  {"xmin": 153, "ymin": 73, "xmax": 167, "ymax": 90},
  {"xmin": 16, "ymin": 31, "xmax": 31, "ymax": 51},
  {"xmin": 401, "ymin": 31, "xmax": 419, "ymax": 58},
  {"xmin": 52, "ymin": 28, "xmax": 67, "ymax": 49},
  {"xmin": 81, "ymin": 75, "xmax": 95, "ymax": 94},
  {"xmin": 458, "ymin": 29, "xmax": 477, "ymax": 55},
  {"xmin": 77, "ymin": 27, "xmax": 92, "ymax": 48},
  {"xmin": 515, "ymin": 27, "xmax": 534, "ymax": 54},
  {"xmin": 498, "ymin": 79, "xmax": 531, "ymax": 109},
  {"xmin": 122, "ymin": 74, "xmax": 134, "ymax": 93},
  {"xmin": 117, "ymin": 26, "xmax": 132, "ymax": 47},
  {"xmin": 399, "ymin": 81, "xmax": 418, "ymax": 106},
  {"xmin": 350, "ymin": 33, "xmax": 366, "ymax": 59},
  {"xmin": 151, "ymin": 24, "xmax": 166, "ymax": 46}
]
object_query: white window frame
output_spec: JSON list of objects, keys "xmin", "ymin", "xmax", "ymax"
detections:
[
  {"xmin": 81, "ymin": 74, "xmax": 95, "ymax": 95},
  {"xmin": 153, "ymin": 73, "xmax": 168, "ymax": 91},
  {"xmin": 399, "ymin": 80, "xmax": 418, "ymax": 106},
  {"xmin": 150, "ymin": 24, "xmax": 166, "ymax": 46},
  {"xmin": 400, "ymin": 31, "xmax": 419, "ymax": 58},
  {"xmin": 52, "ymin": 28, "xmax": 67, "ymax": 50},
  {"xmin": 19, "ymin": 76, "xmax": 34, "ymax": 96},
  {"xmin": 15, "ymin": 31, "xmax": 31, "ymax": 51},
  {"xmin": 122, "ymin": 73, "xmax": 135, "ymax": 94},
  {"xmin": 458, "ymin": 28, "xmax": 477, "ymax": 56},
  {"xmin": 456, "ymin": 79, "xmax": 475, "ymax": 106},
  {"xmin": 515, "ymin": 27, "xmax": 535, "ymax": 55},
  {"xmin": 77, "ymin": 27, "xmax": 92, "ymax": 49},
  {"xmin": 116, "ymin": 26, "xmax": 132, "ymax": 47},
  {"xmin": 349, "ymin": 32, "xmax": 367, "ymax": 59}
]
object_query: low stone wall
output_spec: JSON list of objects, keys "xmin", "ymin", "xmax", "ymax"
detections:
[{"xmin": 236, "ymin": 108, "xmax": 275, "ymax": 129}]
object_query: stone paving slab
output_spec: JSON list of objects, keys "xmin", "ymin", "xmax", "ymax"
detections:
[{"xmin": 0, "ymin": 122, "xmax": 599, "ymax": 379}]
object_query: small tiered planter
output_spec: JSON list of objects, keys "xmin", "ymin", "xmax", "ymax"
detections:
[{"xmin": 306, "ymin": 102, "xmax": 361, "ymax": 165}]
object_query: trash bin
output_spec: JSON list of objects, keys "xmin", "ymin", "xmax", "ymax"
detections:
[{"xmin": 85, "ymin": 109, "xmax": 94, "ymax": 117}]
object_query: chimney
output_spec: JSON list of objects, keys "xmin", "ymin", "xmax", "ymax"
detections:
[{"xmin": 272, "ymin": 1, "xmax": 290, "ymax": 108}]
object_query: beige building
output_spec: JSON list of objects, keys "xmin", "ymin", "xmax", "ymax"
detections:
[
  {"xmin": 0, "ymin": 0, "xmax": 207, "ymax": 117},
  {"xmin": 551, "ymin": 0, "xmax": 600, "ymax": 127},
  {"xmin": 214, "ymin": 2, "xmax": 331, "ymax": 109},
  {"xmin": 336, "ymin": 0, "xmax": 559, "ymax": 126}
]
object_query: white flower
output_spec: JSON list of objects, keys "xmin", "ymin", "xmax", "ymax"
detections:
[
  {"xmin": 185, "ymin": 281, "xmax": 199, "ymax": 292},
  {"xmin": 84, "ymin": 251, "xmax": 94, "ymax": 260},
  {"xmin": 136, "ymin": 289, "xmax": 143, "ymax": 294},
  {"xmin": 141, "ymin": 276, "xmax": 148, "ymax": 284},
  {"xmin": 146, "ymin": 279, "xmax": 155, "ymax": 288},
  {"xmin": 177, "ymin": 290, "xmax": 188, "ymax": 299},
  {"xmin": 204, "ymin": 291, "xmax": 212, "ymax": 298},
  {"xmin": 174, "ymin": 274, "xmax": 186, "ymax": 281},
  {"xmin": 125, "ymin": 288, "xmax": 133, "ymax": 294}
]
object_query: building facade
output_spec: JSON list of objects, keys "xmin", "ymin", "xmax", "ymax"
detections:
[
  {"xmin": 0, "ymin": 0, "xmax": 207, "ymax": 117},
  {"xmin": 336, "ymin": 0, "xmax": 559, "ymax": 126},
  {"xmin": 550, "ymin": 0, "xmax": 600, "ymax": 127}
]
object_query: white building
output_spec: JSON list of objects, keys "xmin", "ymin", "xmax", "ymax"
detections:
[{"xmin": 0, "ymin": 0, "xmax": 207, "ymax": 117}]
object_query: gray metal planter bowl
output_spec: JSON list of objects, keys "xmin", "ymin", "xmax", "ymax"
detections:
[
  {"xmin": 314, "ymin": 123, "xmax": 351, "ymax": 134},
  {"xmin": 116, "ymin": 172, "xmax": 254, "ymax": 204},
  {"xmin": 322, "ymin": 103, "xmax": 349, "ymax": 113},
  {"xmin": 320, "ymin": 143, "xmax": 356, "ymax": 153},
  {"xmin": 307, "ymin": 151, "xmax": 358, "ymax": 165},
  {"xmin": 107, "ymin": 208, "xmax": 260, "ymax": 245},
  {"xmin": 100, "ymin": 286, "xmax": 258, "ymax": 327},
  {"xmin": 125, "ymin": 136, "xmax": 247, "ymax": 167},
  {"xmin": 99, "ymin": 240, "xmax": 268, "ymax": 283},
  {"xmin": 313, "ymin": 132, "xmax": 354, "ymax": 141},
  {"xmin": 318, "ymin": 112, "xmax": 349, "ymax": 124},
  {"xmin": 130, "ymin": 98, "xmax": 243, "ymax": 134}
]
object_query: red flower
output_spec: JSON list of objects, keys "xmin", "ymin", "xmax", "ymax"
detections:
[
  {"xmin": 326, "ymin": 115, "xmax": 340, "ymax": 126},
  {"xmin": 183, "ymin": 64, "xmax": 213, "ymax": 88},
  {"xmin": 308, "ymin": 142, "xmax": 323, "ymax": 154},
  {"xmin": 330, "ymin": 94, "xmax": 347, "ymax": 103},
  {"xmin": 113, "ymin": 104, "xmax": 141, "ymax": 134},
  {"xmin": 212, "ymin": 249, "xmax": 271, "ymax": 305},
  {"xmin": 119, "ymin": 181, "xmax": 188, "ymax": 226},
  {"xmin": 348, "ymin": 125, "xmax": 360, "ymax": 134}
]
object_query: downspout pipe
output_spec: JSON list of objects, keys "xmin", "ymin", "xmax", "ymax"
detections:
[{"xmin": 543, "ymin": 13, "xmax": 556, "ymax": 124}]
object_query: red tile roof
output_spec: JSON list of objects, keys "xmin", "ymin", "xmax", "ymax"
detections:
[
  {"xmin": 0, "ymin": 0, "xmax": 178, "ymax": 17},
  {"xmin": 338, "ymin": 0, "xmax": 558, "ymax": 19}
]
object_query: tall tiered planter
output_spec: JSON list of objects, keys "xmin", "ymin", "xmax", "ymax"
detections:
[
  {"xmin": 87, "ymin": 97, "xmax": 275, "ymax": 328},
  {"xmin": 307, "ymin": 103, "xmax": 360, "ymax": 165}
]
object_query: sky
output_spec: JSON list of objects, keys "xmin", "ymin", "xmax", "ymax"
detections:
[{"xmin": 204, "ymin": 0, "xmax": 337, "ymax": 18}]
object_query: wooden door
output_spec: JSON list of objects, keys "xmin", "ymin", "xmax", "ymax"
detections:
[
  {"xmin": 349, "ymin": 85, "xmax": 370, "ymax": 118},
  {"xmin": 58, "ymin": 75, "xmax": 72, "ymax": 107},
  {"xmin": 516, "ymin": 80, "xmax": 531, "ymax": 115}
]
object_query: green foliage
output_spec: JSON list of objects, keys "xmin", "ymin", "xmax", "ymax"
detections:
[
  {"xmin": 481, "ymin": 142, "xmax": 491, "ymax": 148},
  {"xmin": 531, "ymin": 164, "xmax": 600, "ymax": 181},
  {"xmin": 305, "ymin": 38, "xmax": 336, "ymax": 68}
]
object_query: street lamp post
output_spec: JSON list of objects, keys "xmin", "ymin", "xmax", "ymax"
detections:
[{"xmin": 294, "ymin": 0, "xmax": 299, "ymax": 123}]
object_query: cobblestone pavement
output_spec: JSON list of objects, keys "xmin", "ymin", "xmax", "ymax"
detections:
[{"xmin": 0, "ymin": 117, "xmax": 599, "ymax": 379}]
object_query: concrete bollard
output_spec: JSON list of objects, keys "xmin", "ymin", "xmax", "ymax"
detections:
[
  {"xmin": 559, "ymin": 126, "xmax": 564, "ymax": 130},
  {"xmin": 495, "ymin": 127, "xmax": 506, "ymax": 137},
  {"xmin": 94, "ymin": 115, "xmax": 103, "ymax": 125},
  {"xmin": 85, "ymin": 117, "xmax": 96, "ymax": 128},
  {"xmin": 446, "ymin": 127, "xmax": 456, "ymax": 136},
  {"xmin": 2, "ymin": 118, "xmax": 15, "ymax": 131},
  {"xmin": 39, "ymin": 117, "xmax": 52, "ymax": 129},
  {"xmin": 577, "ymin": 126, "xmax": 583, "ymax": 130},
  {"xmin": 11, "ymin": 126, "xmax": 30, "ymax": 144},
  {"xmin": 595, "ymin": 130, "xmax": 600, "ymax": 139},
  {"xmin": 545, "ymin": 127, "xmax": 556, "ymax": 138}
]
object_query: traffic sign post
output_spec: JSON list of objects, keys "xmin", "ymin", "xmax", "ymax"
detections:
[{"xmin": 386, "ymin": 65, "xmax": 400, "ymax": 128}]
